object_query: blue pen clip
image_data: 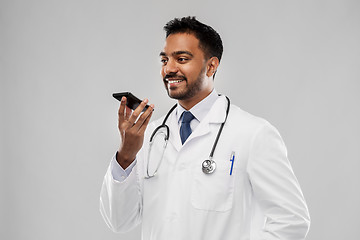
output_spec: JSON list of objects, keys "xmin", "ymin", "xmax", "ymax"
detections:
[{"xmin": 230, "ymin": 151, "xmax": 235, "ymax": 175}]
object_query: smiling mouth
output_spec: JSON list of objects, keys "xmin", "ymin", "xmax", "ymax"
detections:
[{"xmin": 167, "ymin": 79, "xmax": 184, "ymax": 84}]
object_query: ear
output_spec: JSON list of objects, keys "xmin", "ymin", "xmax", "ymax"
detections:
[{"xmin": 206, "ymin": 57, "xmax": 220, "ymax": 78}]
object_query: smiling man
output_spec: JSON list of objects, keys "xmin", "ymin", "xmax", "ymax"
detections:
[
  {"xmin": 100, "ymin": 16, "xmax": 310, "ymax": 240},
  {"xmin": 160, "ymin": 32, "xmax": 217, "ymax": 109}
]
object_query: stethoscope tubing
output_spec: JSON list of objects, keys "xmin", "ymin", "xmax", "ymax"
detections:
[
  {"xmin": 209, "ymin": 96, "xmax": 230, "ymax": 160},
  {"xmin": 146, "ymin": 95, "xmax": 230, "ymax": 178}
]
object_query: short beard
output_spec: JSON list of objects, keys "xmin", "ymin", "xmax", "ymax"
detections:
[{"xmin": 165, "ymin": 67, "xmax": 206, "ymax": 100}]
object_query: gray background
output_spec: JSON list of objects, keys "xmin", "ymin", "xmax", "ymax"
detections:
[{"xmin": 1, "ymin": 0, "xmax": 359, "ymax": 239}]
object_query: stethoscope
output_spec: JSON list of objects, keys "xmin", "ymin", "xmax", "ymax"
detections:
[{"xmin": 145, "ymin": 96, "xmax": 230, "ymax": 179}]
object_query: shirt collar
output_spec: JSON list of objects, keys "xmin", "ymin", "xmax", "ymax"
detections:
[{"xmin": 176, "ymin": 89, "xmax": 219, "ymax": 124}]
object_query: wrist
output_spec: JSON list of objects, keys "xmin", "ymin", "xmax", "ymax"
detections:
[{"xmin": 116, "ymin": 151, "xmax": 135, "ymax": 169}]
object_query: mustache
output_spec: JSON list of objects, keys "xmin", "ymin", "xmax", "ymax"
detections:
[{"xmin": 163, "ymin": 74, "xmax": 187, "ymax": 81}]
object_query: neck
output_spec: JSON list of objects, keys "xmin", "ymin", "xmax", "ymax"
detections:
[{"xmin": 178, "ymin": 88, "xmax": 213, "ymax": 110}]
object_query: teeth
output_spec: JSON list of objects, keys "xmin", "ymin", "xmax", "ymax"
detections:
[{"xmin": 168, "ymin": 80, "xmax": 183, "ymax": 84}]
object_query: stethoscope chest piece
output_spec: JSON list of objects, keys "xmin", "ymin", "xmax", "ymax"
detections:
[
  {"xmin": 145, "ymin": 96, "xmax": 230, "ymax": 179},
  {"xmin": 202, "ymin": 159, "xmax": 216, "ymax": 174}
]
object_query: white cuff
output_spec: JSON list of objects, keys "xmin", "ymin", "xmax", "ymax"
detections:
[{"xmin": 110, "ymin": 152, "xmax": 137, "ymax": 182}]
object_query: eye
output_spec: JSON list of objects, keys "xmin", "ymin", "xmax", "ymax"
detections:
[
  {"xmin": 178, "ymin": 57, "xmax": 188, "ymax": 63},
  {"xmin": 160, "ymin": 58, "xmax": 168, "ymax": 65}
]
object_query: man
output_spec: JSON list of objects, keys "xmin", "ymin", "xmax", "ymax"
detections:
[{"xmin": 100, "ymin": 16, "xmax": 310, "ymax": 240}]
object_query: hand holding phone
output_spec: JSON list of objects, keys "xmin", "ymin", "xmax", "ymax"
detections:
[
  {"xmin": 113, "ymin": 92, "xmax": 150, "ymax": 112},
  {"xmin": 114, "ymin": 92, "xmax": 154, "ymax": 169}
]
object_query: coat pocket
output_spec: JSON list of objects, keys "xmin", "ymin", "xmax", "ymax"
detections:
[{"xmin": 190, "ymin": 158, "xmax": 236, "ymax": 212}]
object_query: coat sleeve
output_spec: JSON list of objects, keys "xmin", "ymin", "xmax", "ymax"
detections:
[
  {"xmin": 99, "ymin": 160, "xmax": 142, "ymax": 233},
  {"xmin": 99, "ymin": 121, "xmax": 156, "ymax": 233},
  {"xmin": 247, "ymin": 122, "xmax": 310, "ymax": 240}
]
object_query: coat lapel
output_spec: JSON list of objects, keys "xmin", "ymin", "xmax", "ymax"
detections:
[
  {"xmin": 167, "ymin": 96, "xmax": 228, "ymax": 149},
  {"xmin": 186, "ymin": 96, "xmax": 227, "ymax": 143},
  {"xmin": 168, "ymin": 109, "xmax": 182, "ymax": 151}
]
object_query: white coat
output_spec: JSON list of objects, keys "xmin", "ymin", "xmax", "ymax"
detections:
[{"xmin": 100, "ymin": 95, "xmax": 310, "ymax": 240}]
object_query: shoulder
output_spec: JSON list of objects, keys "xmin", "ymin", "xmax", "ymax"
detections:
[
  {"xmin": 229, "ymin": 104, "xmax": 270, "ymax": 128},
  {"xmin": 227, "ymin": 103, "xmax": 282, "ymax": 139}
]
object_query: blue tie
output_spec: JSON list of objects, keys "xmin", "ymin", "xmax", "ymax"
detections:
[{"xmin": 180, "ymin": 111, "xmax": 195, "ymax": 144}]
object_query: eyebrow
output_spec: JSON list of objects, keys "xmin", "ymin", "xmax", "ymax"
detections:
[{"xmin": 159, "ymin": 51, "xmax": 194, "ymax": 57}]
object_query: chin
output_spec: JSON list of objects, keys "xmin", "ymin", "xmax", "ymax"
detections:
[{"xmin": 167, "ymin": 89, "xmax": 187, "ymax": 100}]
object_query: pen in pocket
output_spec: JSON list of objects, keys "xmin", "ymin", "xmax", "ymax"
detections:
[{"xmin": 230, "ymin": 151, "xmax": 235, "ymax": 175}]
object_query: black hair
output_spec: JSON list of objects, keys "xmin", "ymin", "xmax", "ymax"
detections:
[{"xmin": 164, "ymin": 16, "xmax": 223, "ymax": 63}]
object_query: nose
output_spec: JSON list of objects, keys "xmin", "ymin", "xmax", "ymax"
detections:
[{"xmin": 163, "ymin": 59, "xmax": 178, "ymax": 75}]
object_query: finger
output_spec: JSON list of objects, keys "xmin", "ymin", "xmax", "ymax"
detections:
[
  {"xmin": 128, "ymin": 98, "xmax": 149, "ymax": 125},
  {"xmin": 118, "ymin": 96, "xmax": 127, "ymax": 122},
  {"xmin": 134, "ymin": 103, "xmax": 154, "ymax": 131},
  {"xmin": 125, "ymin": 105, "xmax": 132, "ymax": 120},
  {"xmin": 138, "ymin": 105, "xmax": 154, "ymax": 134}
]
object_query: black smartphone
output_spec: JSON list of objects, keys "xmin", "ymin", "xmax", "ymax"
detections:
[{"xmin": 112, "ymin": 92, "xmax": 149, "ymax": 112}]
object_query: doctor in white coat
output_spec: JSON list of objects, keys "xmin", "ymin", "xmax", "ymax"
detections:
[{"xmin": 100, "ymin": 16, "xmax": 310, "ymax": 240}]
